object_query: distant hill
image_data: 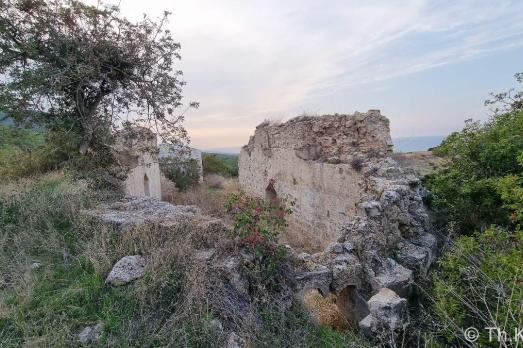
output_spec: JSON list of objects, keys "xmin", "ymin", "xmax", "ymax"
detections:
[{"xmin": 203, "ymin": 146, "xmax": 241, "ymax": 154}]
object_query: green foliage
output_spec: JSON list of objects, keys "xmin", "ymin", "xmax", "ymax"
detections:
[
  {"xmin": 424, "ymin": 111, "xmax": 523, "ymax": 233},
  {"xmin": 202, "ymin": 153, "xmax": 238, "ymax": 177},
  {"xmin": 161, "ymin": 158, "xmax": 201, "ymax": 191},
  {"xmin": 225, "ymin": 191, "xmax": 293, "ymax": 245},
  {"xmin": 226, "ymin": 190, "xmax": 294, "ymax": 293},
  {"xmin": 430, "ymin": 228, "xmax": 523, "ymax": 346},
  {"xmin": 0, "ymin": 124, "xmax": 53, "ymax": 179},
  {"xmin": 0, "ymin": 0, "xmax": 194, "ymax": 169},
  {"xmin": 420, "ymin": 76, "xmax": 523, "ymax": 346}
]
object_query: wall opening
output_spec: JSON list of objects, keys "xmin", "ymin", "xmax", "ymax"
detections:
[
  {"xmin": 144, "ymin": 174, "xmax": 150, "ymax": 196},
  {"xmin": 302, "ymin": 288, "xmax": 349, "ymax": 330},
  {"xmin": 336, "ymin": 286, "xmax": 369, "ymax": 326},
  {"xmin": 265, "ymin": 179, "xmax": 279, "ymax": 205}
]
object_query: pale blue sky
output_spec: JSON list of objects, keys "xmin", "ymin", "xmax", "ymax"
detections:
[{"xmin": 89, "ymin": 0, "xmax": 523, "ymax": 148}]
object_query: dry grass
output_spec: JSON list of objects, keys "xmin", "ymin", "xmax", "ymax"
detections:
[
  {"xmin": 303, "ymin": 289, "xmax": 349, "ymax": 330},
  {"xmin": 0, "ymin": 172, "xmax": 370, "ymax": 347},
  {"xmin": 392, "ymin": 151, "xmax": 446, "ymax": 177},
  {"xmin": 205, "ymin": 173, "xmax": 225, "ymax": 189},
  {"xmin": 170, "ymin": 176, "xmax": 239, "ymax": 218},
  {"xmin": 0, "ymin": 172, "xmax": 227, "ymax": 346}
]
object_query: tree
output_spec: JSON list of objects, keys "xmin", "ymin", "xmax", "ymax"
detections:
[{"xmin": 0, "ymin": 0, "xmax": 197, "ymax": 165}]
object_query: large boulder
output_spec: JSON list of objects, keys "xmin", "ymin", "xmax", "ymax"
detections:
[{"xmin": 106, "ymin": 255, "xmax": 146, "ymax": 285}]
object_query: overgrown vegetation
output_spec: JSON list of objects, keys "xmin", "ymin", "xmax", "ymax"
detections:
[
  {"xmin": 203, "ymin": 153, "xmax": 239, "ymax": 177},
  {"xmin": 226, "ymin": 191, "xmax": 293, "ymax": 291},
  {"xmin": 161, "ymin": 158, "xmax": 201, "ymax": 191},
  {"xmin": 0, "ymin": 173, "xmax": 370, "ymax": 347},
  {"xmin": 0, "ymin": 124, "xmax": 48, "ymax": 178},
  {"xmin": 425, "ymin": 111, "xmax": 523, "ymax": 233},
  {"xmin": 0, "ymin": 174, "xmax": 217, "ymax": 347},
  {"xmin": 420, "ymin": 73, "xmax": 523, "ymax": 346}
]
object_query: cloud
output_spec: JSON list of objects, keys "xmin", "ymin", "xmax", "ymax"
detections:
[{"xmin": 87, "ymin": 0, "xmax": 523, "ymax": 148}]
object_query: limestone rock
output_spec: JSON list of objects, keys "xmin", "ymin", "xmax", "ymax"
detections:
[
  {"xmin": 210, "ymin": 319, "xmax": 223, "ymax": 334},
  {"xmin": 30, "ymin": 262, "xmax": 42, "ymax": 270},
  {"xmin": 83, "ymin": 196, "xmax": 200, "ymax": 233},
  {"xmin": 331, "ymin": 255, "xmax": 362, "ymax": 292},
  {"xmin": 359, "ymin": 288, "xmax": 408, "ymax": 335},
  {"xmin": 215, "ymin": 256, "xmax": 249, "ymax": 296},
  {"xmin": 371, "ymin": 258, "xmax": 413, "ymax": 298},
  {"xmin": 78, "ymin": 323, "xmax": 103, "ymax": 344},
  {"xmin": 195, "ymin": 248, "xmax": 216, "ymax": 262},
  {"xmin": 295, "ymin": 265, "xmax": 332, "ymax": 295},
  {"xmin": 328, "ymin": 243, "xmax": 344, "ymax": 254},
  {"xmin": 395, "ymin": 241, "xmax": 432, "ymax": 275},
  {"xmin": 106, "ymin": 255, "xmax": 146, "ymax": 286}
]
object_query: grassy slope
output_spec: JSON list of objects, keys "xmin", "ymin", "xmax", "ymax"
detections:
[
  {"xmin": 0, "ymin": 125, "xmax": 47, "ymax": 179},
  {"xmin": 0, "ymin": 173, "xmax": 368, "ymax": 347}
]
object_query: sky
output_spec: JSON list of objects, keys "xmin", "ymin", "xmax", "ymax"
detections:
[{"xmin": 88, "ymin": 0, "xmax": 523, "ymax": 150}]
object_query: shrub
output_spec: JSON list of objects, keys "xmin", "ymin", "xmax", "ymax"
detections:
[
  {"xmin": 0, "ymin": 125, "xmax": 56, "ymax": 179},
  {"xmin": 427, "ymin": 228, "xmax": 523, "ymax": 346},
  {"xmin": 161, "ymin": 158, "xmax": 201, "ymax": 191},
  {"xmin": 424, "ymin": 111, "xmax": 523, "ymax": 233},
  {"xmin": 418, "ymin": 75, "xmax": 523, "ymax": 347},
  {"xmin": 225, "ymin": 191, "xmax": 295, "ymax": 294},
  {"xmin": 225, "ymin": 191, "xmax": 293, "ymax": 246}
]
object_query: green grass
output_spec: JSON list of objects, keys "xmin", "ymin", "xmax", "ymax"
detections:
[
  {"xmin": 0, "ymin": 175, "xmax": 216, "ymax": 347},
  {"xmin": 0, "ymin": 124, "xmax": 51, "ymax": 179},
  {"xmin": 0, "ymin": 173, "xmax": 369, "ymax": 347}
]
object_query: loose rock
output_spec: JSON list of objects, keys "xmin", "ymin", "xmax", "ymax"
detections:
[{"xmin": 106, "ymin": 255, "xmax": 146, "ymax": 286}]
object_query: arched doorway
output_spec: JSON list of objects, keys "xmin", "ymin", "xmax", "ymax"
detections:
[{"xmin": 144, "ymin": 174, "xmax": 150, "ymax": 196}]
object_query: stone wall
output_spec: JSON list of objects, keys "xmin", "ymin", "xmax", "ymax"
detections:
[
  {"xmin": 114, "ymin": 127, "xmax": 162, "ymax": 199},
  {"xmin": 239, "ymin": 110, "xmax": 393, "ymax": 251}
]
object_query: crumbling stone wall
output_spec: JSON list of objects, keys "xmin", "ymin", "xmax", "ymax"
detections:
[
  {"xmin": 114, "ymin": 127, "xmax": 162, "ymax": 199},
  {"xmin": 240, "ymin": 110, "xmax": 438, "ymax": 337},
  {"xmin": 239, "ymin": 110, "xmax": 393, "ymax": 251}
]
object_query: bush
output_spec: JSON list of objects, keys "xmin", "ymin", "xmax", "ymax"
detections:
[
  {"xmin": 418, "ymin": 75, "xmax": 523, "ymax": 347},
  {"xmin": 225, "ymin": 191, "xmax": 293, "ymax": 245},
  {"xmin": 161, "ymin": 158, "xmax": 201, "ymax": 191},
  {"xmin": 428, "ymin": 228, "xmax": 523, "ymax": 346},
  {"xmin": 424, "ymin": 111, "xmax": 523, "ymax": 233},
  {"xmin": 0, "ymin": 125, "xmax": 54, "ymax": 179},
  {"xmin": 225, "ymin": 191, "xmax": 294, "ymax": 293},
  {"xmin": 202, "ymin": 153, "xmax": 238, "ymax": 177}
]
